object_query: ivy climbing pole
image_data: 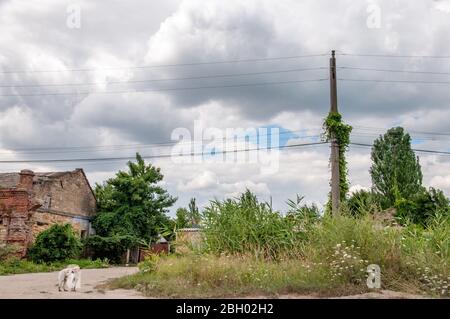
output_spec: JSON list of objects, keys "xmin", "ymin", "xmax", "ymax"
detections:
[{"xmin": 324, "ymin": 51, "xmax": 352, "ymax": 215}]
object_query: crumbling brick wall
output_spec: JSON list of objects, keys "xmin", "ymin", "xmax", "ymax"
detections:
[
  {"xmin": 0, "ymin": 170, "xmax": 41, "ymax": 256},
  {"xmin": 32, "ymin": 211, "xmax": 90, "ymax": 240},
  {"xmin": 33, "ymin": 169, "xmax": 96, "ymax": 218}
]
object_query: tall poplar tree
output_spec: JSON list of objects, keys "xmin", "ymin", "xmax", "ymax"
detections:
[{"xmin": 370, "ymin": 127, "xmax": 423, "ymax": 208}]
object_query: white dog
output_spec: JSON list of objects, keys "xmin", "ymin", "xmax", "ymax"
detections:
[{"xmin": 58, "ymin": 264, "xmax": 81, "ymax": 292}]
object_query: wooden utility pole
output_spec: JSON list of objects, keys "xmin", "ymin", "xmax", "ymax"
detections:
[{"xmin": 329, "ymin": 50, "xmax": 340, "ymax": 215}]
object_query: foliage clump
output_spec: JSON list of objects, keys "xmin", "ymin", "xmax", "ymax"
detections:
[
  {"xmin": 28, "ymin": 224, "xmax": 82, "ymax": 263},
  {"xmin": 323, "ymin": 112, "xmax": 352, "ymax": 209},
  {"xmin": 83, "ymin": 234, "xmax": 137, "ymax": 264}
]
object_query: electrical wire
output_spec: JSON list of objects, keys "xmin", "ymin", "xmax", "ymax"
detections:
[
  {"xmin": 0, "ymin": 78, "xmax": 328, "ymax": 97},
  {"xmin": 0, "ymin": 53, "xmax": 328, "ymax": 74},
  {"xmin": 0, "ymin": 67, "xmax": 328, "ymax": 88},
  {"xmin": 0, "ymin": 132, "xmax": 322, "ymax": 155},
  {"xmin": 0, "ymin": 142, "xmax": 329, "ymax": 164},
  {"xmin": 337, "ymin": 52, "xmax": 450, "ymax": 59},
  {"xmin": 338, "ymin": 66, "xmax": 450, "ymax": 75},
  {"xmin": 339, "ymin": 78, "xmax": 450, "ymax": 84},
  {"xmin": 349, "ymin": 142, "xmax": 450, "ymax": 155}
]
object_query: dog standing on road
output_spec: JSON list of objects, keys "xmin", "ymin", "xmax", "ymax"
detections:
[{"xmin": 58, "ymin": 264, "xmax": 81, "ymax": 292}]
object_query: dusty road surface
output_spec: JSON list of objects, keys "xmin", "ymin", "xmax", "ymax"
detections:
[
  {"xmin": 0, "ymin": 268, "xmax": 428, "ymax": 299},
  {"xmin": 0, "ymin": 267, "xmax": 144, "ymax": 299}
]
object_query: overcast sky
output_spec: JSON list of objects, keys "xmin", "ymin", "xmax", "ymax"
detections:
[{"xmin": 0, "ymin": 0, "xmax": 449, "ymax": 214}]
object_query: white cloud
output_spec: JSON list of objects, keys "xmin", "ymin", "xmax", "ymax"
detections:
[{"xmin": 0, "ymin": 0, "xmax": 449, "ymax": 215}]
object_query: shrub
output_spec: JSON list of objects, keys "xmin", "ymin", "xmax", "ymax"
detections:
[
  {"xmin": 83, "ymin": 234, "xmax": 137, "ymax": 264},
  {"xmin": 346, "ymin": 190, "xmax": 379, "ymax": 217},
  {"xmin": 28, "ymin": 224, "xmax": 82, "ymax": 263},
  {"xmin": 395, "ymin": 187, "xmax": 449, "ymax": 225}
]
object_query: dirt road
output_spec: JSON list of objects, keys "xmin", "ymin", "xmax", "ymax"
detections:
[
  {"xmin": 0, "ymin": 267, "xmax": 144, "ymax": 299},
  {"xmin": 0, "ymin": 268, "xmax": 427, "ymax": 299}
]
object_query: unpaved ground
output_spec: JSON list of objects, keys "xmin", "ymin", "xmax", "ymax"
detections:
[
  {"xmin": 0, "ymin": 267, "xmax": 144, "ymax": 299},
  {"xmin": 0, "ymin": 268, "xmax": 428, "ymax": 299}
]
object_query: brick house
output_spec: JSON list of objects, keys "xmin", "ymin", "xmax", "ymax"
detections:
[{"xmin": 0, "ymin": 169, "xmax": 96, "ymax": 256}]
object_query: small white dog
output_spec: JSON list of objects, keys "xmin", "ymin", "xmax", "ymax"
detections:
[{"xmin": 58, "ymin": 264, "xmax": 81, "ymax": 292}]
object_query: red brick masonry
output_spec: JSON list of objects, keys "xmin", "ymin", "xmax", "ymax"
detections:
[{"xmin": 0, "ymin": 170, "xmax": 41, "ymax": 256}]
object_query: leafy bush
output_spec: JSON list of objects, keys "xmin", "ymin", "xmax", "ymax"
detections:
[
  {"xmin": 202, "ymin": 190, "xmax": 301, "ymax": 259},
  {"xmin": 83, "ymin": 234, "xmax": 137, "ymax": 264},
  {"xmin": 27, "ymin": 224, "xmax": 82, "ymax": 263},
  {"xmin": 395, "ymin": 187, "xmax": 449, "ymax": 225},
  {"xmin": 346, "ymin": 190, "xmax": 380, "ymax": 217}
]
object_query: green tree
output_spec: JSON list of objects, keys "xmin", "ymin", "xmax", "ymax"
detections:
[
  {"xmin": 188, "ymin": 198, "xmax": 201, "ymax": 226},
  {"xmin": 92, "ymin": 153, "xmax": 177, "ymax": 243},
  {"xmin": 370, "ymin": 127, "xmax": 423, "ymax": 208},
  {"xmin": 175, "ymin": 207, "xmax": 190, "ymax": 228}
]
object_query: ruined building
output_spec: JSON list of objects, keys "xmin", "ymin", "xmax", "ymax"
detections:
[{"xmin": 0, "ymin": 169, "xmax": 96, "ymax": 256}]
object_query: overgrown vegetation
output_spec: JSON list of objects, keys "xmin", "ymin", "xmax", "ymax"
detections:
[
  {"xmin": 83, "ymin": 234, "xmax": 137, "ymax": 264},
  {"xmin": 109, "ymin": 198, "xmax": 449, "ymax": 297},
  {"xmin": 323, "ymin": 112, "xmax": 352, "ymax": 209},
  {"xmin": 395, "ymin": 187, "xmax": 449, "ymax": 225},
  {"xmin": 27, "ymin": 224, "xmax": 82, "ymax": 263},
  {"xmin": 0, "ymin": 223, "xmax": 109, "ymax": 275},
  {"xmin": 201, "ymin": 190, "xmax": 301, "ymax": 259}
]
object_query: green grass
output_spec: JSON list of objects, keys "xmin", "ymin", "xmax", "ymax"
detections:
[
  {"xmin": 0, "ymin": 258, "xmax": 109, "ymax": 275},
  {"xmin": 109, "ymin": 214, "xmax": 449, "ymax": 298}
]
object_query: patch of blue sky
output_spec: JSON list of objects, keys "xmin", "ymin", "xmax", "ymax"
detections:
[
  {"xmin": 411, "ymin": 137, "xmax": 425, "ymax": 145},
  {"xmin": 199, "ymin": 125, "xmax": 322, "ymax": 160}
]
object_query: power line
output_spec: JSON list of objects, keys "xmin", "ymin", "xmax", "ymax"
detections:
[
  {"xmin": 339, "ymin": 78, "xmax": 450, "ymax": 84},
  {"xmin": 0, "ymin": 78, "xmax": 328, "ymax": 97},
  {"xmin": 0, "ymin": 67, "xmax": 328, "ymax": 88},
  {"xmin": 351, "ymin": 132, "xmax": 450, "ymax": 142},
  {"xmin": 337, "ymin": 52, "xmax": 450, "ymax": 59},
  {"xmin": 338, "ymin": 66, "xmax": 450, "ymax": 75},
  {"xmin": 0, "ymin": 142, "xmax": 329, "ymax": 164},
  {"xmin": 349, "ymin": 142, "xmax": 450, "ymax": 155},
  {"xmin": 0, "ymin": 53, "xmax": 328, "ymax": 74},
  {"xmin": 353, "ymin": 125, "xmax": 450, "ymax": 137},
  {"xmin": 0, "ymin": 131, "xmax": 322, "ymax": 155}
]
